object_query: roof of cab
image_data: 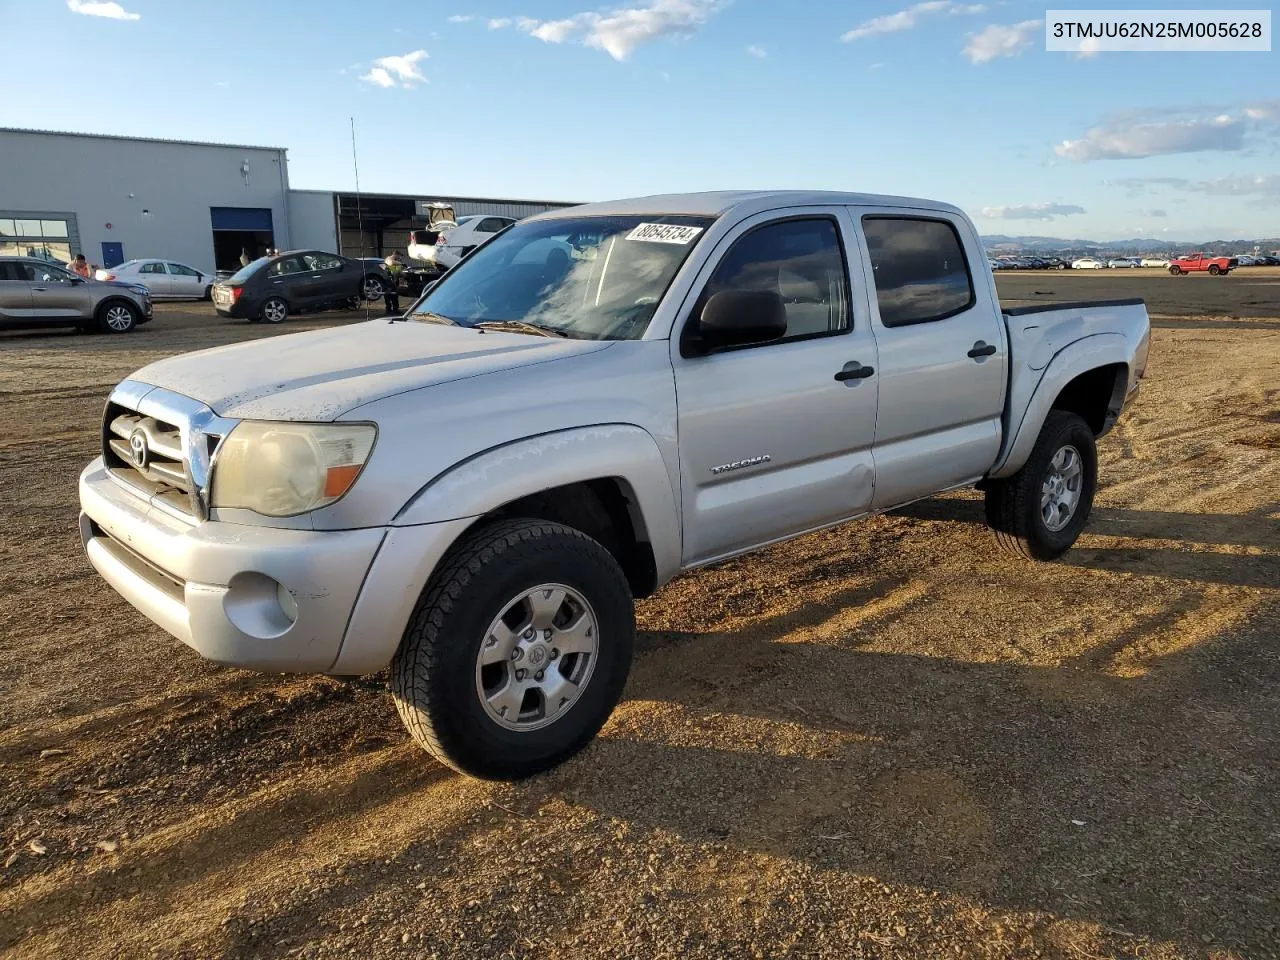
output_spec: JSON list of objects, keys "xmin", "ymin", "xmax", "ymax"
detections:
[{"xmin": 532, "ymin": 190, "xmax": 966, "ymax": 222}]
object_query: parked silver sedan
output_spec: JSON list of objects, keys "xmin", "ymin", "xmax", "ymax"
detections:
[{"xmin": 94, "ymin": 259, "xmax": 215, "ymax": 300}]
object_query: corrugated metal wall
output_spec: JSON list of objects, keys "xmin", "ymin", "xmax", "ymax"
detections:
[{"xmin": 334, "ymin": 192, "xmax": 579, "ymax": 259}]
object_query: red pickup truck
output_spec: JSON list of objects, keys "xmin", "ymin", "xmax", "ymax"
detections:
[{"xmin": 1169, "ymin": 253, "xmax": 1236, "ymax": 276}]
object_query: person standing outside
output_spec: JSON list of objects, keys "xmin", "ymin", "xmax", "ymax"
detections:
[
  {"xmin": 239, "ymin": 248, "xmax": 251, "ymax": 268},
  {"xmin": 382, "ymin": 250, "xmax": 404, "ymax": 315},
  {"xmin": 69, "ymin": 254, "xmax": 92, "ymax": 278}
]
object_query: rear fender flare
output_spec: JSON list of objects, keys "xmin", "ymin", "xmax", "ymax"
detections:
[
  {"xmin": 989, "ymin": 333, "xmax": 1129, "ymax": 479},
  {"xmin": 392, "ymin": 424, "xmax": 682, "ymax": 584}
]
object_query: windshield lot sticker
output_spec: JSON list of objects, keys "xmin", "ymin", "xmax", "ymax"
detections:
[{"xmin": 627, "ymin": 223, "xmax": 704, "ymax": 245}]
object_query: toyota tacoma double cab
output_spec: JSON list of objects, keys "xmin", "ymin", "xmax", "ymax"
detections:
[
  {"xmin": 1168, "ymin": 253, "xmax": 1236, "ymax": 275},
  {"xmin": 79, "ymin": 191, "xmax": 1150, "ymax": 779}
]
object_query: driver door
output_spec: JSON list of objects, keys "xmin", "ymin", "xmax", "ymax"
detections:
[
  {"xmin": 29, "ymin": 262, "xmax": 94, "ymax": 319},
  {"xmin": 671, "ymin": 210, "xmax": 880, "ymax": 565}
]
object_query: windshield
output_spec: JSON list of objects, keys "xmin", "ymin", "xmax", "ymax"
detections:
[
  {"xmin": 225, "ymin": 257, "xmax": 269, "ymax": 284},
  {"xmin": 406, "ymin": 215, "xmax": 713, "ymax": 340}
]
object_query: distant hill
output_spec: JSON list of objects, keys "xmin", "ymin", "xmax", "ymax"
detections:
[{"xmin": 982, "ymin": 234, "xmax": 1280, "ymax": 256}]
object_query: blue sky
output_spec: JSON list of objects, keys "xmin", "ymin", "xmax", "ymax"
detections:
[{"xmin": 4, "ymin": 0, "xmax": 1277, "ymax": 240}]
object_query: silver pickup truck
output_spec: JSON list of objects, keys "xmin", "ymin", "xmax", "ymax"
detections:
[{"xmin": 79, "ymin": 191, "xmax": 1150, "ymax": 779}]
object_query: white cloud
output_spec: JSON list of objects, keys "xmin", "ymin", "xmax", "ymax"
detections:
[
  {"xmin": 1056, "ymin": 114, "xmax": 1248, "ymax": 161},
  {"xmin": 1244, "ymin": 99, "xmax": 1280, "ymax": 123},
  {"xmin": 513, "ymin": 0, "xmax": 725, "ymax": 61},
  {"xmin": 981, "ymin": 203, "xmax": 1086, "ymax": 221},
  {"xmin": 1187, "ymin": 174, "xmax": 1280, "ymax": 197},
  {"xmin": 488, "ymin": 17, "xmax": 512, "ymax": 28},
  {"xmin": 67, "ymin": 0, "xmax": 139, "ymax": 20},
  {"xmin": 963, "ymin": 19, "xmax": 1041, "ymax": 62},
  {"xmin": 360, "ymin": 50, "xmax": 428, "ymax": 89},
  {"xmin": 1144, "ymin": 209, "xmax": 1168, "ymax": 217},
  {"xmin": 746, "ymin": 44, "xmax": 766, "ymax": 58},
  {"xmin": 447, "ymin": 14, "xmax": 473, "ymax": 23},
  {"xmin": 842, "ymin": 1, "xmax": 984, "ymax": 41}
]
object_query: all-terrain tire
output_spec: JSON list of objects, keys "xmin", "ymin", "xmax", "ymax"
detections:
[
  {"xmin": 391, "ymin": 518, "xmax": 635, "ymax": 780},
  {"xmin": 984, "ymin": 411, "xmax": 1097, "ymax": 561},
  {"xmin": 1208, "ymin": 264, "xmax": 1221, "ymax": 276}
]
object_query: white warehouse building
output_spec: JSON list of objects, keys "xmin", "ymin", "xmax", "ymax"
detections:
[{"xmin": 0, "ymin": 128, "xmax": 574, "ymax": 275}]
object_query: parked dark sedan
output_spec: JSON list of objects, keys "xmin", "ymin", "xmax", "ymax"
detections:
[{"xmin": 211, "ymin": 250, "xmax": 388, "ymax": 323}]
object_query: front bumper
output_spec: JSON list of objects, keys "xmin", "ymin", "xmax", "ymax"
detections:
[{"xmin": 79, "ymin": 457, "xmax": 384, "ymax": 672}]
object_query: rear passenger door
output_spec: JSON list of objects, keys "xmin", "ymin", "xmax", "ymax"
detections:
[
  {"xmin": 855, "ymin": 212, "xmax": 1007, "ymax": 508},
  {"xmin": 266, "ymin": 256, "xmax": 309, "ymax": 304},
  {"xmin": 672, "ymin": 211, "xmax": 880, "ymax": 565},
  {"xmin": 137, "ymin": 261, "xmax": 172, "ymax": 297}
]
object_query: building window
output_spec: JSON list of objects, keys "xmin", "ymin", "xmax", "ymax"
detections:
[{"xmin": 0, "ymin": 215, "xmax": 74, "ymax": 265}]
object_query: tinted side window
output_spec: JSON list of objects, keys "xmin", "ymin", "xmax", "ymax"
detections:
[
  {"xmin": 168, "ymin": 263, "xmax": 200, "ymax": 277},
  {"xmin": 140, "ymin": 262, "xmax": 166, "ymax": 274},
  {"xmin": 862, "ymin": 217, "xmax": 974, "ymax": 327},
  {"xmin": 694, "ymin": 218, "xmax": 850, "ymax": 344},
  {"xmin": 0, "ymin": 262, "xmax": 28, "ymax": 281},
  {"xmin": 269, "ymin": 257, "xmax": 303, "ymax": 277}
]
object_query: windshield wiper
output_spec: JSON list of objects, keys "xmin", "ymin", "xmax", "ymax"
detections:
[
  {"xmin": 475, "ymin": 320, "xmax": 569, "ymax": 339},
  {"xmin": 403, "ymin": 311, "xmax": 457, "ymax": 326}
]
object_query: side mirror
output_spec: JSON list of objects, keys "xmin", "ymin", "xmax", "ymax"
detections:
[
  {"xmin": 69, "ymin": 276, "xmax": 86, "ymax": 285},
  {"xmin": 694, "ymin": 289, "xmax": 787, "ymax": 353}
]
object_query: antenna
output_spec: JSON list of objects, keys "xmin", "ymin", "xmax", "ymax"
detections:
[{"xmin": 350, "ymin": 117, "xmax": 371, "ymax": 319}]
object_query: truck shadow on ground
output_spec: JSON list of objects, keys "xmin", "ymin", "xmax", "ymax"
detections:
[
  {"xmin": 561, "ymin": 588, "xmax": 1280, "ymax": 956},
  {"xmin": 893, "ymin": 496, "xmax": 1280, "ymax": 590}
]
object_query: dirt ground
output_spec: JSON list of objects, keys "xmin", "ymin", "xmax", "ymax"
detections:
[{"xmin": 1, "ymin": 271, "xmax": 1278, "ymax": 959}]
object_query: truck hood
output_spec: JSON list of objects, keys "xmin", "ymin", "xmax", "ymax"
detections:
[{"xmin": 128, "ymin": 320, "xmax": 612, "ymax": 421}]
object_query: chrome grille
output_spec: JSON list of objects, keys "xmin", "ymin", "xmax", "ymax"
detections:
[
  {"xmin": 100, "ymin": 382, "xmax": 238, "ymax": 521},
  {"xmin": 103, "ymin": 403, "xmax": 194, "ymax": 514}
]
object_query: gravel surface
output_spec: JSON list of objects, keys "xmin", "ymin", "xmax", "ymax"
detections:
[{"xmin": 1, "ymin": 279, "xmax": 1277, "ymax": 959}]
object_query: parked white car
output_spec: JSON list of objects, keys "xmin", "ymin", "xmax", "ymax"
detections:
[
  {"xmin": 436, "ymin": 216, "xmax": 518, "ymax": 270},
  {"xmin": 95, "ymin": 259, "xmax": 214, "ymax": 300},
  {"xmin": 78, "ymin": 189, "xmax": 1150, "ymax": 780},
  {"xmin": 1107, "ymin": 258, "xmax": 1140, "ymax": 269},
  {"xmin": 1072, "ymin": 258, "xmax": 1105, "ymax": 269},
  {"xmin": 1139, "ymin": 257, "xmax": 1169, "ymax": 268}
]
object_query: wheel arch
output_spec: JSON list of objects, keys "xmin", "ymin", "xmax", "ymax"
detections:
[
  {"xmin": 393, "ymin": 424, "xmax": 681, "ymax": 591},
  {"xmin": 990, "ymin": 334, "xmax": 1130, "ymax": 480},
  {"xmin": 329, "ymin": 426, "xmax": 680, "ymax": 677}
]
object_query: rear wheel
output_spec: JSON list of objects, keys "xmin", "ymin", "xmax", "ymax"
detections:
[
  {"xmin": 1208, "ymin": 264, "xmax": 1221, "ymax": 276},
  {"xmin": 984, "ymin": 411, "xmax": 1097, "ymax": 561},
  {"xmin": 261, "ymin": 297, "xmax": 288, "ymax": 324},
  {"xmin": 97, "ymin": 301, "xmax": 138, "ymax": 334},
  {"xmin": 1169, "ymin": 265, "xmax": 1183, "ymax": 275},
  {"xmin": 391, "ymin": 518, "xmax": 635, "ymax": 780},
  {"xmin": 361, "ymin": 276, "xmax": 384, "ymax": 301}
]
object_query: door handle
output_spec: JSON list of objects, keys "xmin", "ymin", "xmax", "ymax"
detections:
[
  {"xmin": 967, "ymin": 341, "xmax": 997, "ymax": 359},
  {"xmin": 32, "ymin": 286, "xmax": 48, "ymax": 292},
  {"xmin": 834, "ymin": 361, "xmax": 875, "ymax": 382}
]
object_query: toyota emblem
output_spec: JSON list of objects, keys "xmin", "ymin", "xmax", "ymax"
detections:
[{"xmin": 128, "ymin": 430, "xmax": 149, "ymax": 469}]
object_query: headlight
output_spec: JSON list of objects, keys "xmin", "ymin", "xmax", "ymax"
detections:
[{"xmin": 211, "ymin": 422, "xmax": 376, "ymax": 517}]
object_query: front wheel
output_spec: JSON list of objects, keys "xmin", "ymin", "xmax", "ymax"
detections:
[
  {"xmin": 260, "ymin": 297, "xmax": 289, "ymax": 324},
  {"xmin": 984, "ymin": 411, "xmax": 1097, "ymax": 561},
  {"xmin": 391, "ymin": 519, "xmax": 635, "ymax": 780},
  {"xmin": 203, "ymin": 284, "xmax": 213, "ymax": 301},
  {"xmin": 98, "ymin": 301, "xmax": 138, "ymax": 334}
]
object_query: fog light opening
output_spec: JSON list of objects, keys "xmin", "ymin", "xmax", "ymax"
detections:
[
  {"xmin": 223, "ymin": 571, "xmax": 299, "ymax": 640},
  {"xmin": 277, "ymin": 582, "xmax": 298, "ymax": 623}
]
